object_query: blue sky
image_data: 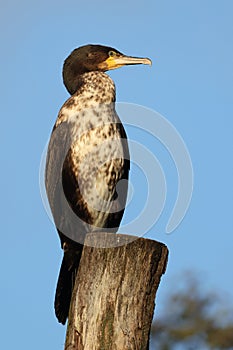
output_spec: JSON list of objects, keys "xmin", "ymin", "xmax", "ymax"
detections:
[{"xmin": 1, "ymin": 1, "xmax": 233, "ymax": 348}]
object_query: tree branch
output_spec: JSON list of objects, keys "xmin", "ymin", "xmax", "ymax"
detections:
[{"xmin": 65, "ymin": 232, "xmax": 168, "ymax": 350}]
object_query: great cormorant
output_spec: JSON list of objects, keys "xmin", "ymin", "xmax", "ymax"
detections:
[{"xmin": 45, "ymin": 44, "xmax": 151, "ymax": 324}]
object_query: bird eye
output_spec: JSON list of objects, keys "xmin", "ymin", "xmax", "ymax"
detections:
[{"xmin": 108, "ymin": 50, "xmax": 116, "ymax": 57}]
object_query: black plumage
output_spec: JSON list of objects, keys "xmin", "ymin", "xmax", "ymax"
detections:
[{"xmin": 45, "ymin": 44, "xmax": 151, "ymax": 324}]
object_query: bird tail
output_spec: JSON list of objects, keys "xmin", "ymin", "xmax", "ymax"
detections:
[{"xmin": 54, "ymin": 242, "xmax": 83, "ymax": 324}]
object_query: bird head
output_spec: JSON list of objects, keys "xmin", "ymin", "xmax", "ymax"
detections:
[{"xmin": 62, "ymin": 44, "xmax": 152, "ymax": 94}]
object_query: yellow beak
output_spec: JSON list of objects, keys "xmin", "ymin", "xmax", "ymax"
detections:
[{"xmin": 99, "ymin": 55, "xmax": 152, "ymax": 71}]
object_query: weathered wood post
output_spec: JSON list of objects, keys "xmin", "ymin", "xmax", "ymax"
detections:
[{"xmin": 65, "ymin": 232, "xmax": 168, "ymax": 350}]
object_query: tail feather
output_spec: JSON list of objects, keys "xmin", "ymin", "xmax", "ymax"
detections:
[{"xmin": 55, "ymin": 242, "xmax": 83, "ymax": 324}]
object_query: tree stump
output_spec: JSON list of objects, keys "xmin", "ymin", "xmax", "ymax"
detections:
[{"xmin": 65, "ymin": 232, "xmax": 168, "ymax": 350}]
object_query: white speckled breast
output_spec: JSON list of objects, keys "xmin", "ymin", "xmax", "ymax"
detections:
[{"xmin": 56, "ymin": 71, "xmax": 126, "ymax": 229}]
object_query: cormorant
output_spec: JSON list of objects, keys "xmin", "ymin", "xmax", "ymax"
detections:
[{"xmin": 45, "ymin": 44, "xmax": 151, "ymax": 324}]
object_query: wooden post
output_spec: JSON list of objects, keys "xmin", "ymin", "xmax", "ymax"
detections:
[{"xmin": 65, "ymin": 232, "xmax": 168, "ymax": 350}]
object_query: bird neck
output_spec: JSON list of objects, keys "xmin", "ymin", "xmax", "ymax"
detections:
[
  {"xmin": 74, "ymin": 71, "xmax": 116, "ymax": 104},
  {"xmin": 56, "ymin": 71, "xmax": 117, "ymax": 128}
]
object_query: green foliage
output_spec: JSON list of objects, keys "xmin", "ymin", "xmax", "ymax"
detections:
[{"xmin": 150, "ymin": 273, "xmax": 233, "ymax": 349}]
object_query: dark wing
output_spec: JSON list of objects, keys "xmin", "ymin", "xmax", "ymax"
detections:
[{"xmin": 45, "ymin": 121, "xmax": 86, "ymax": 245}]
